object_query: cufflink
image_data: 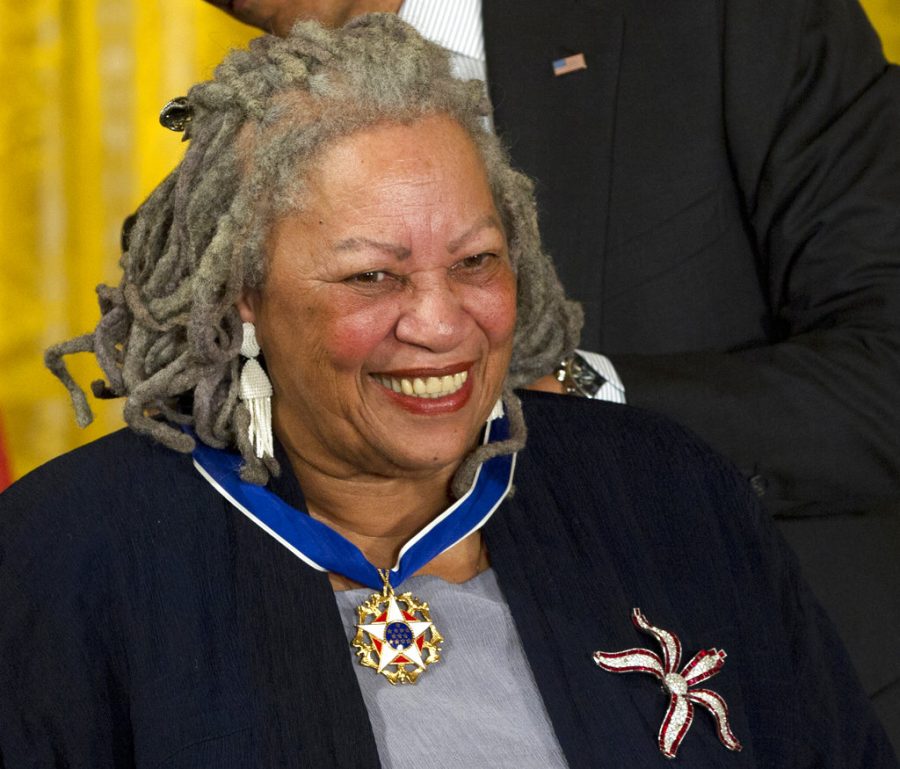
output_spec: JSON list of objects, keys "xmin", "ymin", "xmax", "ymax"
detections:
[{"xmin": 555, "ymin": 352, "xmax": 606, "ymax": 398}]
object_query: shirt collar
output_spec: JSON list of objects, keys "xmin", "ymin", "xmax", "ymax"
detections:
[{"xmin": 398, "ymin": 0, "xmax": 485, "ymax": 62}]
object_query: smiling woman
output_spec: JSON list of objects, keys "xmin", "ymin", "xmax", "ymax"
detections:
[
  {"xmin": 0, "ymin": 13, "xmax": 896, "ymax": 769},
  {"xmin": 242, "ymin": 116, "xmax": 517, "ymax": 493}
]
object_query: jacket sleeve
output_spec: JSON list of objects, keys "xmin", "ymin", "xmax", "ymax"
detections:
[
  {"xmin": 611, "ymin": 0, "xmax": 900, "ymax": 515},
  {"xmin": 0, "ymin": 479, "xmax": 131, "ymax": 768},
  {"xmin": 713, "ymin": 457, "xmax": 899, "ymax": 765}
]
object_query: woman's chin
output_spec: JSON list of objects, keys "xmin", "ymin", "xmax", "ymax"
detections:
[{"xmin": 360, "ymin": 383, "xmax": 493, "ymax": 475}]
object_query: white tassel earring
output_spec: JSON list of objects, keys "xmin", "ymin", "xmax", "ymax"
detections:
[{"xmin": 239, "ymin": 322, "xmax": 274, "ymax": 460}]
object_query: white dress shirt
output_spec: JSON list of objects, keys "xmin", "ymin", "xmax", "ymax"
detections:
[{"xmin": 399, "ymin": 0, "xmax": 486, "ymax": 80}]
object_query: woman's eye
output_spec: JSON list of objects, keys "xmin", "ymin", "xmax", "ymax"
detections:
[
  {"xmin": 346, "ymin": 270, "xmax": 388, "ymax": 285},
  {"xmin": 455, "ymin": 253, "xmax": 494, "ymax": 271}
]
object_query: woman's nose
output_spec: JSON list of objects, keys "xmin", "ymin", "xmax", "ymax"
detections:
[{"xmin": 394, "ymin": 280, "xmax": 472, "ymax": 352}]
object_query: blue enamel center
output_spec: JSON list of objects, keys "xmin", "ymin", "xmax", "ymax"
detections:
[{"xmin": 385, "ymin": 621, "xmax": 414, "ymax": 649}]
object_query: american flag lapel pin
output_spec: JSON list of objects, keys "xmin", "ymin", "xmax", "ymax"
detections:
[{"xmin": 552, "ymin": 52, "xmax": 587, "ymax": 76}]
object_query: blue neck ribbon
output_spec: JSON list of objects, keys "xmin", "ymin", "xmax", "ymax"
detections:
[{"xmin": 191, "ymin": 414, "xmax": 515, "ymax": 591}]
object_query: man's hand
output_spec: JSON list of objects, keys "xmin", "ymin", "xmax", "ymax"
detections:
[
  {"xmin": 201, "ymin": 0, "xmax": 402, "ymax": 36},
  {"xmin": 527, "ymin": 374, "xmax": 567, "ymax": 395}
]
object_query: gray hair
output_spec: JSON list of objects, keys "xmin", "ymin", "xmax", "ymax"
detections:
[{"xmin": 46, "ymin": 14, "xmax": 582, "ymax": 491}]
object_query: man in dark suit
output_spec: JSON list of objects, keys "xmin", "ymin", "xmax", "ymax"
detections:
[{"xmin": 206, "ymin": 0, "xmax": 900, "ymax": 744}]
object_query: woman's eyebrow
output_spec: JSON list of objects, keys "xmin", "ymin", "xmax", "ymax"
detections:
[
  {"xmin": 448, "ymin": 215, "xmax": 504, "ymax": 254},
  {"xmin": 332, "ymin": 237, "xmax": 411, "ymax": 260}
]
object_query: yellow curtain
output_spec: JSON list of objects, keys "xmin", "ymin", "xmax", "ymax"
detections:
[
  {"xmin": 0, "ymin": 2, "xmax": 254, "ymax": 480},
  {"xmin": 865, "ymin": 0, "xmax": 900, "ymax": 61},
  {"xmin": 0, "ymin": 3, "xmax": 898, "ymax": 482}
]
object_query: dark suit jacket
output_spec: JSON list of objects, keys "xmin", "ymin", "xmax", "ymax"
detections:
[
  {"xmin": 481, "ymin": 0, "xmax": 900, "ymax": 735},
  {"xmin": 0, "ymin": 395, "xmax": 896, "ymax": 767}
]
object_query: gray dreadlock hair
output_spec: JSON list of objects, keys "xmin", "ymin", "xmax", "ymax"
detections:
[{"xmin": 45, "ymin": 13, "xmax": 582, "ymax": 493}]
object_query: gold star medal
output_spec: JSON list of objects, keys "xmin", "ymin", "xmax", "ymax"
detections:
[{"xmin": 351, "ymin": 569, "xmax": 443, "ymax": 685}]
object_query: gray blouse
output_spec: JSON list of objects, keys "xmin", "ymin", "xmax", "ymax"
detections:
[{"xmin": 334, "ymin": 569, "xmax": 570, "ymax": 769}]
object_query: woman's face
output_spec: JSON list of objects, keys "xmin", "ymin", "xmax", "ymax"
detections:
[{"xmin": 239, "ymin": 114, "xmax": 517, "ymax": 480}]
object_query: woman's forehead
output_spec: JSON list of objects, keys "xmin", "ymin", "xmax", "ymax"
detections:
[
  {"xmin": 315, "ymin": 115, "xmax": 482, "ymax": 175},
  {"xmin": 274, "ymin": 117, "xmax": 500, "ymax": 242},
  {"xmin": 306, "ymin": 119, "xmax": 494, "ymax": 219},
  {"xmin": 256, "ymin": 112, "xmax": 489, "ymax": 208}
]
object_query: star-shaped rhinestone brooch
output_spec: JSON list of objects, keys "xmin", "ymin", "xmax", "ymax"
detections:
[{"xmin": 593, "ymin": 608, "xmax": 742, "ymax": 759}]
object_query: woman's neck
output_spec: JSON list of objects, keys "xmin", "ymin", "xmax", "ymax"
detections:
[
  {"xmin": 281, "ymin": 444, "xmax": 489, "ymax": 589},
  {"xmin": 300, "ymin": 468, "xmax": 454, "ymax": 566}
]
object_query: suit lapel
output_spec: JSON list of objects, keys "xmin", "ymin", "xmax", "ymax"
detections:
[{"xmin": 482, "ymin": 0, "xmax": 623, "ymax": 350}]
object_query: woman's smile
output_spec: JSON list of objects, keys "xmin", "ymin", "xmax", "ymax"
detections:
[
  {"xmin": 370, "ymin": 365, "xmax": 473, "ymax": 414},
  {"xmin": 372, "ymin": 370, "xmax": 468, "ymax": 399}
]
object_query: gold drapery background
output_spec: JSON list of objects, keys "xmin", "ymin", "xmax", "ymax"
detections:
[
  {"xmin": 1, "ymin": 2, "xmax": 898, "ymax": 483},
  {"xmin": 0, "ymin": 2, "xmax": 254, "ymax": 481}
]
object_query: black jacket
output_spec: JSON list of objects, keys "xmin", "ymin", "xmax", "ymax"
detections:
[{"xmin": 1, "ymin": 395, "xmax": 895, "ymax": 767}]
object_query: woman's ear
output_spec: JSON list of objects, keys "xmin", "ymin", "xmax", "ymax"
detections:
[{"xmin": 236, "ymin": 288, "xmax": 259, "ymax": 324}]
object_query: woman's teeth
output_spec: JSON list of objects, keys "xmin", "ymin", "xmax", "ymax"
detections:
[{"xmin": 374, "ymin": 370, "xmax": 468, "ymax": 399}]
